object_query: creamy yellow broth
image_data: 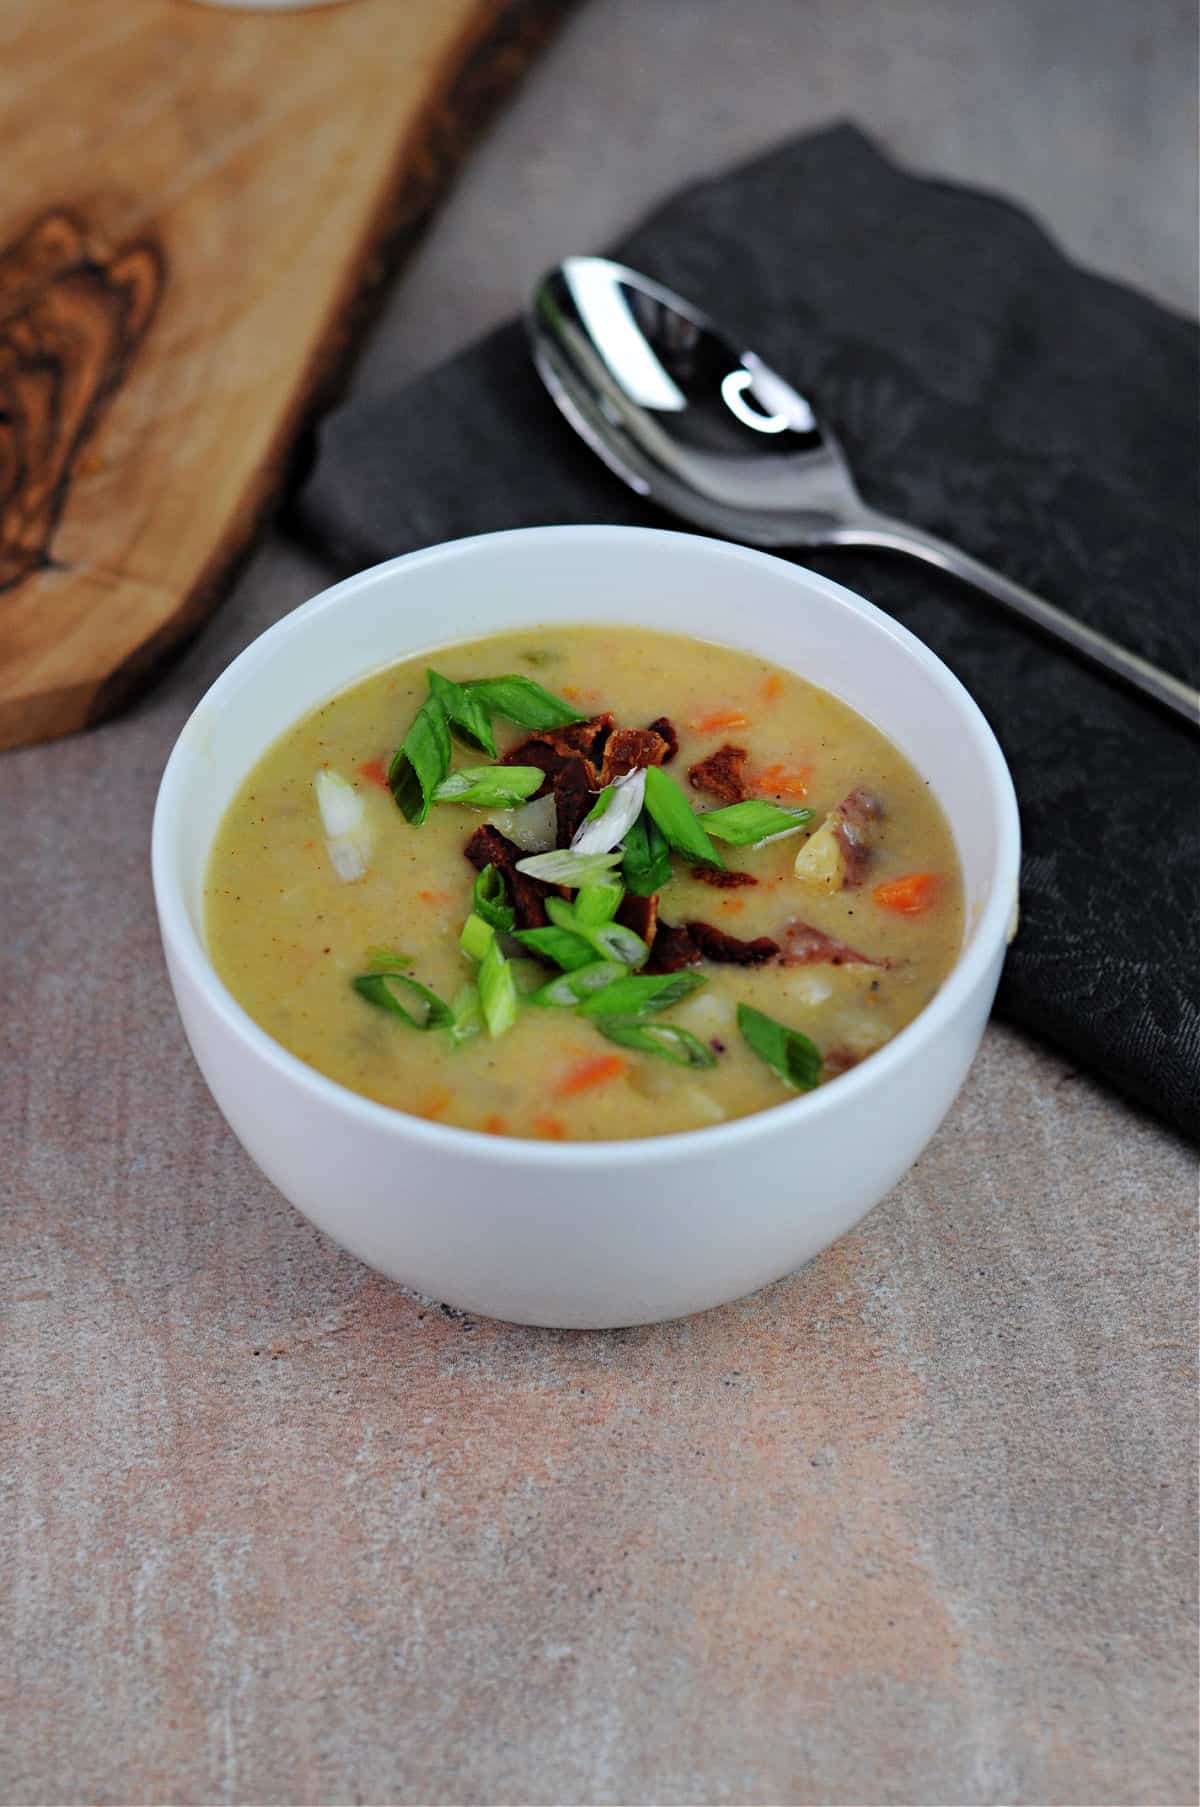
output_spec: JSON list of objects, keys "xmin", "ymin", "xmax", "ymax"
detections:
[{"xmin": 205, "ymin": 627, "xmax": 963, "ymax": 1140}]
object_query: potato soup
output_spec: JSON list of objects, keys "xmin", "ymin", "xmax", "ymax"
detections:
[{"xmin": 205, "ymin": 626, "xmax": 963, "ymax": 1140}]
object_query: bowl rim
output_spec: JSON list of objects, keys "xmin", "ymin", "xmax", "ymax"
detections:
[{"xmin": 152, "ymin": 524, "xmax": 1021, "ymax": 1168}]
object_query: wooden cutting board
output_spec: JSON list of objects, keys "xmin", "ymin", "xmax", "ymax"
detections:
[{"xmin": 0, "ymin": 0, "xmax": 563, "ymax": 751}]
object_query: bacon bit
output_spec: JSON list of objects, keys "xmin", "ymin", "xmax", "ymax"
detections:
[
  {"xmin": 719, "ymin": 898, "xmax": 746, "ymax": 915},
  {"xmin": 690, "ymin": 708, "xmax": 750, "ymax": 735},
  {"xmin": 822, "ymin": 1048, "xmax": 860, "ymax": 1079},
  {"xmin": 481, "ymin": 1113, "xmax": 508, "ymax": 1136},
  {"xmin": 533, "ymin": 1115, "xmax": 568, "ymax": 1140},
  {"xmin": 554, "ymin": 755, "xmax": 599, "ymax": 844},
  {"xmin": 760, "ymin": 673, "xmax": 785, "ymax": 703},
  {"xmin": 464, "ymin": 825, "xmax": 557, "ymax": 931},
  {"xmin": 646, "ymin": 716, "xmax": 679, "ymax": 762},
  {"xmin": 357, "ymin": 758, "xmax": 389, "ymax": 790},
  {"xmin": 419, "ymin": 1087, "xmax": 453, "ymax": 1120},
  {"xmin": 874, "ymin": 872, "xmax": 941, "ymax": 915},
  {"xmin": 780, "ymin": 919, "xmax": 883, "ymax": 967},
  {"xmin": 616, "ymin": 892, "xmax": 658, "ymax": 947},
  {"xmin": 690, "ymin": 866, "xmax": 757, "ymax": 889},
  {"xmin": 555, "ymin": 1053, "xmax": 628, "ymax": 1098},
  {"xmin": 502, "ymin": 713, "xmax": 613, "ymax": 776},
  {"xmin": 644, "ymin": 920, "xmax": 702, "ymax": 974},
  {"xmin": 833, "ymin": 787, "xmax": 883, "ymax": 886},
  {"xmin": 688, "ymin": 743, "xmax": 749, "ymax": 803},
  {"xmin": 417, "ymin": 888, "xmax": 453, "ymax": 906},
  {"xmin": 754, "ymin": 763, "xmax": 813, "ymax": 800},
  {"xmin": 599, "ymin": 725, "xmax": 670, "ymax": 786},
  {"xmin": 686, "ymin": 920, "xmax": 779, "ymax": 965}
]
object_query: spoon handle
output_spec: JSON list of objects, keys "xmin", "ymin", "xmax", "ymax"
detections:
[{"xmin": 834, "ymin": 514, "xmax": 1198, "ymax": 728}]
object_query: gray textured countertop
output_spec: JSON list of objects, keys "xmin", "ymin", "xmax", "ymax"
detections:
[{"xmin": 4, "ymin": 2, "xmax": 1197, "ymax": 1802}]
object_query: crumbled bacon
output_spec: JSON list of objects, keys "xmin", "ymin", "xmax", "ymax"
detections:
[
  {"xmin": 599, "ymin": 725, "xmax": 671, "ymax": 786},
  {"xmin": 463, "ymin": 825, "xmax": 557, "ymax": 930},
  {"xmin": 686, "ymin": 920, "xmax": 779, "ymax": 965},
  {"xmin": 832, "ymin": 787, "xmax": 883, "ymax": 887},
  {"xmin": 500, "ymin": 714, "xmax": 614, "ymax": 791},
  {"xmin": 689, "ymin": 867, "xmax": 758, "ymax": 889},
  {"xmin": 780, "ymin": 919, "xmax": 883, "ymax": 967},
  {"xmin": 646, "ymin": 716, "xmax": 679, "ymax": 762},
  {"xmin": 822, "ymin": 1048, "xmax": 861, "ymax": 1078},
  {"xmin": 616, "ymin": 892, "xmax": 658, "ymax": 948},
  {"xmin": 687, "ymin": 742, "xmax": 749, "ymax": 804},
  {"xmin": 553, "ymin": 755, "xmax": 599, "ymax": 845},
  {"xmin": 644, "ymin": 920, "xmax": 701, "ymax": 974}
]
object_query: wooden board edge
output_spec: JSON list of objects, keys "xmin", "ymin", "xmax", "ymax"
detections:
[{"xmin": 75, "ymin": 0, "xmax": 574, "ymax": 742}]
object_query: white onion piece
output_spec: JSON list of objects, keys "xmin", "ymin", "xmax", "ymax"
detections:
[
  {"xmin": 313, "ymin": 769, "xmax": 372, "ymax": 883},
  {"xmin": 490, "ymin": 792, "xmax": 558, "ymax": 853},
  {"xmin": 570, "ymin": 766, "xmax": 647, "ymax": 854}
]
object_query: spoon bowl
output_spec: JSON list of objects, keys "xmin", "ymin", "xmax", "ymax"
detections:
[{"xmin": 530, "ymin": 256, "xmax": 1198, "ymax": 726}]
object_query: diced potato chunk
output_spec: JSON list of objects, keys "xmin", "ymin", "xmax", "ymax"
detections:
[
  {"xmin": 674, "ymin": 992, "xmax": 737, "ymax": 1039},
  {"xmin": 792, "ymin": 817, "xmax": 848, "ymax": 891}
]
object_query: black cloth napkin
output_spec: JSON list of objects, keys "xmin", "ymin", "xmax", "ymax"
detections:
[{"xmin": 296, "ymin": 123, "xmax": 1200, "ymax": 1140}]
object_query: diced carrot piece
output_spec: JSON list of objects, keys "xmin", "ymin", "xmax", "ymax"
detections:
[
  {"xmin": 533, "ymin": 1115, "xmax": 567, "ymax": 1140},
  {"xmin": 754, "ymin": 763, "xmax": 812, "ymax": 800},
  {"xmin": 719, "ymin": 897, "xmax": 746, "ymax": 915},
  {"xmin": 555, "ymin": 1053, "xmax": 628, "ymax": 1098},
  {"xmin": 873, "ymin": 872, "xmax": 941, "ymax": 915},
  {"xmin": 481, "ymin": 1114, "xmax": 508, "ymax": 1136},
  {"xmin": 690, "ymin": 709, "xmax": 750, "ymax": 735},
  {"xmin": 357, "ymin": 758, "xmax": 389, "ymax": 790},
  {"xmin": 561, "ymin": 685, "xmax": 581, "ymax": 701},
  {"xmin": 760, "ymin": 673, "xmax": 785, "ymax": 703},
  {"xmin": 419, "ymin": 1087, "xmax": 453, "ymax": 1120},
  {"xmin": 417, "ymin": 888, "xmax": 454, "ymax": 906}
]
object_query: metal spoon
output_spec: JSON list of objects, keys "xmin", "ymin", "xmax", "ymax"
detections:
[{"xmin": 529, "ymin": 256, "xmax": 1197, "ymax": 727}]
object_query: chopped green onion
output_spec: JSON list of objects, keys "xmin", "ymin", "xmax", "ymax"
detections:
[
  {"xmin": 313, "ymin": 769, "xmax": 373, "ymax": 882},
  {"xmin": 574, "ymin": 882, "xmax": 624, "ymax": 927},
  {"xmin": 576, "ymin": 969, "xmax": 707, "ymax": 1019},
  {"xmin": 479, "ymin": 938, "xmax": 519, "ymax": 1038},
  {"xmin": 447, "ymin": 983, "xmax": 483, "ymax": 1047},
  {"xmin": 427, "ymin": 670, "xmax": 497, "ymax": 758},
  {"xmin": 364, "ymin": 945, "xmax": 413, "ymax": 971},
  {"xmin": 528, "ymin": 962, "xmax": 627, "ymax": 1007},
  {"xmin": 596, "ymin": 1017, "xmax": 718, "ymax": 1069},
  {"xmin": 459, "ymin": 912, "xmax": 495, "ymax": 962},
  {"xmin": 514, "ymin": 848, "xmax": 623, "ymax": 888},
  {"xmin": 545, "ymin": 896, "xmax": 647, "ymax": 968},
  {"xmin": 571, "ymin": 767, "xmax": 647, "ymax": 854},
  {"xmin": 621, "ymin": 808, "xmax": 672, "ymax": 896},
  {"xmin": 472, "ymin": 864, "xmax": 515, "ymax": 933},
  {"xmin": 583, "ymin": 784, "xmax": 614, "ymax": 824},
  {"xmin": 643, "ymin": 765, "xmax": 724, "ymax": 869},
  {"xmin": 737, "ymin": 1003, "xmax": 821, "ymax": 1090},
  {"xmin": 434, "ymin": 765, "xmax": 544, "ymax": 810},
  {"xmin": 387, "ymin": 694, "xmax": 451, "ymax": 825},
  {"xmin": 352, "ymin": 972, "xmax": 455, "ymax": 1030},
  {"xmin": 699, "ymin": 800, "xmax": 815, "ymax": 846},
  {"xmin": 512, "ymin": 925, "xmax": 597, "ymax": 970},
  {"xmin": 463, "ymin": 675, "xmax": 587, "ymax": 731}
]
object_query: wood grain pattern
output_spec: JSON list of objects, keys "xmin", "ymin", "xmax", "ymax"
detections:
[{"xmin": 0, "ymin": 0, "xmax": 564, "ymax": 751}]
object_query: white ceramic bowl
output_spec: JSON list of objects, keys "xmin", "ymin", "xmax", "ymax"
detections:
[{"xmin": 153, "ymin": 526, "xmax": 1020, "ymax": 1328}]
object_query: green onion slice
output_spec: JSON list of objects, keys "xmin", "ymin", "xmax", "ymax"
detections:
[
  {"xmin": 434, "ymin": 765, "xmax": 544, "ymax": 810},
  {"xmin": 514, "ymin": 848, "xmax": 623, "ymax": 888},
  {"xmin": 387, "ymin": 694, "xmax": 452, "ymax": 825},
  {"xmin": 544, "ymin": 896, "xmax": 646, "ymax": 968},
  {"xmin": 512, "ymin": 925, "xmax": 597, "ymax": 971},
  {"xmin": 528, "ymin": 962, "xmax": 627, "ymax": 1007},
  {"xmin": 571, "ymin": 767, "xmax": 647, "ymax": 854},
  {"xmin": 699, "ymin": 800, "xmax": 814, "ymax": 846},
  {"xmin": 574, "ymin": 882, "xmax": 624, "ymax": 927},
  {"xmin": 447, "ymin": 983, "xmax": 483, "ymax": 1047},
  {"xmin": 364, "ymin": 946, "xmax": 414, "ymax": 971},
  {"xmin": 459, "ymin": 912, "xmax": 495, "ymax": 962},
  {"xmin": 472, "ymin": 864, "xmax": 515, "ymax": 933},
  {"xmin": 737, "ymin": 1003, "xmax": 821, "ymax": 1090},
  {"xmin": 642, "ymin": 765, "xmax": 724, "ymax": 869},
  {"xmin": 596, "ymin": 1017, "xmax": 718, "ymax": 1069},
  {"xmin": 621, "ymin": 808, "xmax": 672, "ymax": 896},
  {"xmin": 427, "ymin": 670, "xmax": 497, "ymax": 758},
  {"xmin": 463, "ymin": 675, "xmax": 587, "ymax": 731},
  {"xmin": 352, "ymin": 972, "xmax": 455, "ymax": 1030},
  {"xmin": 479, "ymin": 938, "xmax": 520, "ymax": 1038},
  {"xmin": 575, "ymin": 969, "xmax": 707, "ymax": 1019}
]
